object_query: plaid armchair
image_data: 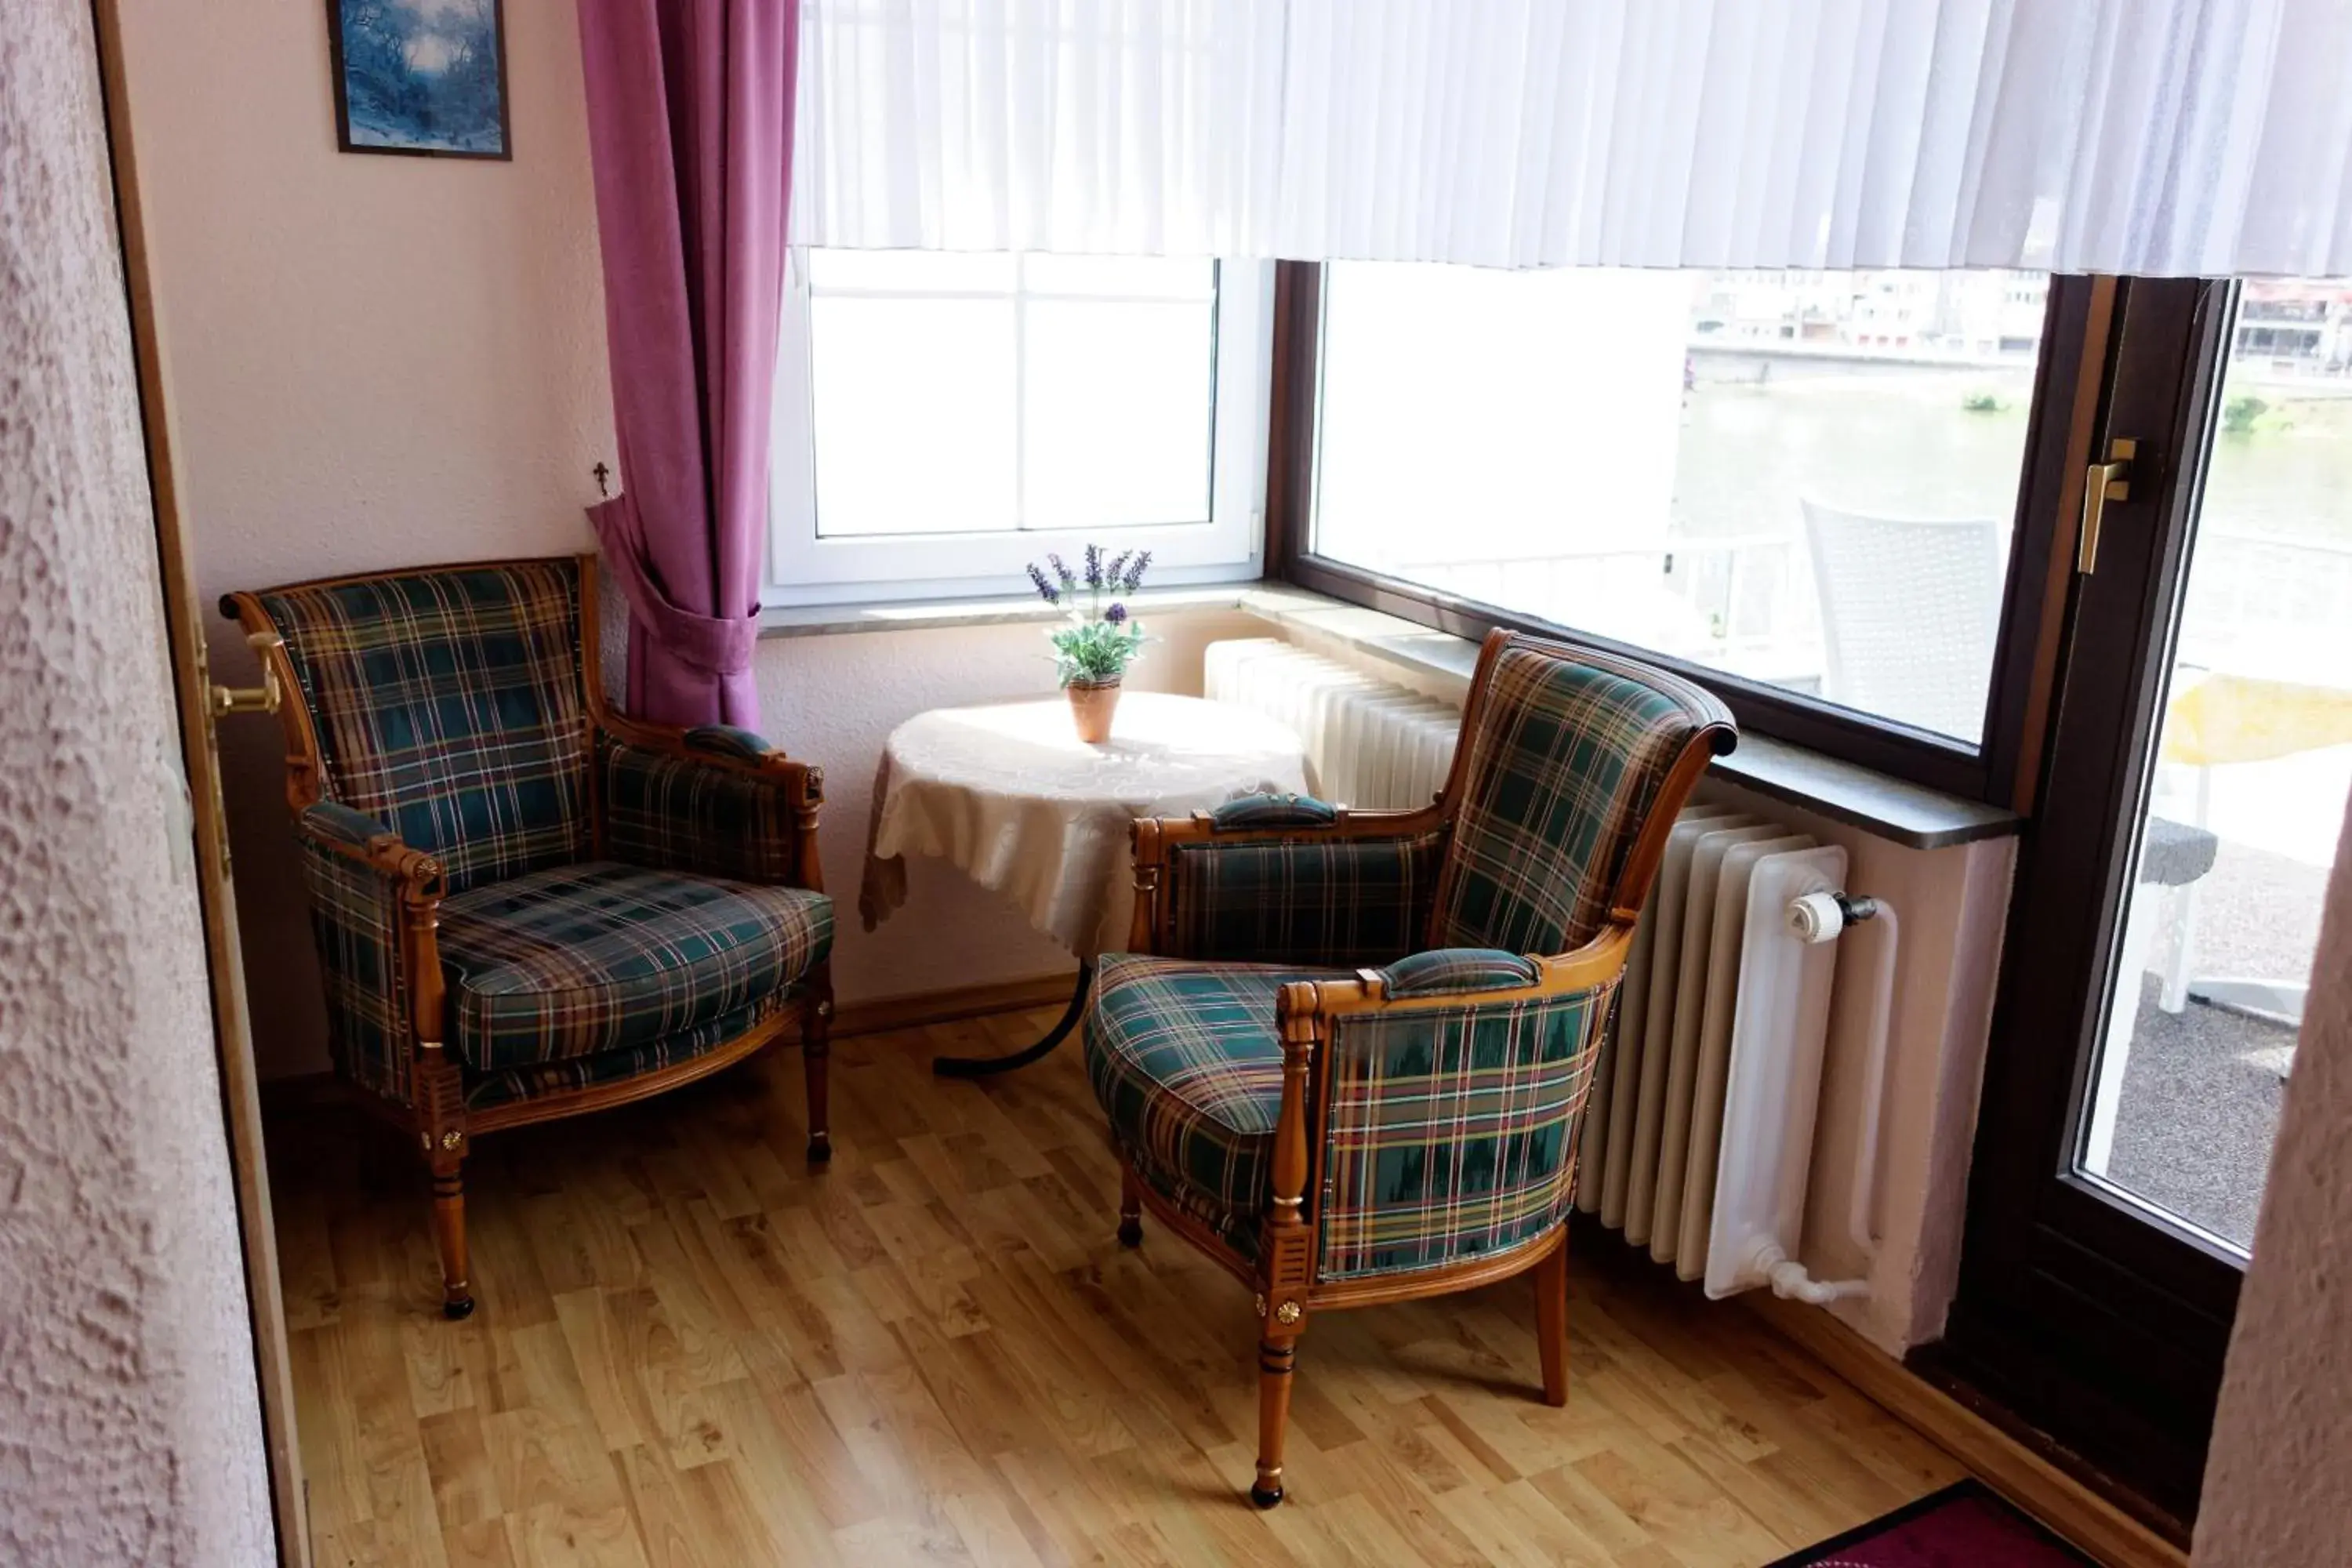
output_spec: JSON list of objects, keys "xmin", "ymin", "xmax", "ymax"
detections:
[
  {"xmin": 1086, "ymin": 630, "xmax": 1733, "ymax": 1506},
  {"xmin": 224, "ymin": 555, "xmax": 832, "ymax": 1319}
]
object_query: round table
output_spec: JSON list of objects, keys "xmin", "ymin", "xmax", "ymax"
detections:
[{"xmin": 858, "ymin": 692, "xmax": 1312, "ymax": 1075}]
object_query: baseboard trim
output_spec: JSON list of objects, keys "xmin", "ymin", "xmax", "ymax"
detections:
[
  {"xmin": 1746, "ymin": 1294, "xmax": 2190, "ymax": 1568},
  {"xmin": 833, "ymin": 972, "xmax": 1079, "ymax": 1040}
]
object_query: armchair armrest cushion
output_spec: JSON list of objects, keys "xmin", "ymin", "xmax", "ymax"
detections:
[
  {"xmin": 1317, "ymin": 975, "xmax": 1618, "ymax": 1280},
  {"xmin": 1374, "ymin": 948, "xmax": 1540, "ymax": 997},
  {"xmin": 1165, "ymin": 829, "xmax": 1445, "ymax": 967},
  {"xmin": 303, "ymin": 799, "xmax": 397, "ymax": 850},
  {"xmin": 295, "ymin": 804, "xmax": 427, "ymax": 1105},
  {"xmin": 1210, "ymin": 792, "xmax": 1338, "ymax": 829},
  {"xmin": 684, "ymin": 724, "xmax": 778, "ymax": 763},
  {"xmin": 599, "ymin": 735, "xmax": 800, "ymax": 886}
]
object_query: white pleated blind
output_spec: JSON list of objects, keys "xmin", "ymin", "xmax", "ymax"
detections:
[{"xmin": 791, "ymin": 0, "xmax": 2352, "ymax": 278}]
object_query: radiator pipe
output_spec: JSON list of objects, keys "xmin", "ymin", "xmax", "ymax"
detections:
[
  {"xmin": 1844, "ymin": 899, "xmax": 1899, "ymax": 1255},
  {"xmin": 1779, "ymin": 888, "xmax": 1903, "ymax": 1301},
  {"xmin": 1751, "ymin": 1241, "xmax": 1870, "ymax": 1304}
]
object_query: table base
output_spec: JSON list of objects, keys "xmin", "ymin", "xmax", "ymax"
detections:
[{"xmin": 932, "ymin": 963, "xmax": 1094, "ymax": 1078}]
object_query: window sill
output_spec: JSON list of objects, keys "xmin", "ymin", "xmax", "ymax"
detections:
[
  {"xmin": 757, "ymin": 582, "xmax": 1271, "ymax": 640},
  {"xmin": 1243, "ymin": 590, "xmax": 2020, "ymax": 851},
  {"xmin": 760, "ymin": 582, "xmax": 2020, "ymax": 851}
]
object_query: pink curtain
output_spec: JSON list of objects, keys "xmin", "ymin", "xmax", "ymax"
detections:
[{"xmin": 575, "ymin": 0, "xmax": 797, "ymax": 727}]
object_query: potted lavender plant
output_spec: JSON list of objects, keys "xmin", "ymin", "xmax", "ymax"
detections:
[{"xmin": 1028, "ymin": 546, "xmax": 1149, "ymax": 742}]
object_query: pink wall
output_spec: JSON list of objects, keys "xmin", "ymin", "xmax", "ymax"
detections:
[
  {"xmin": 2194, "ymin": 797, "xmax": 2352, "ymax": 1563},
  {"xmin": 0, "ymin": 6, "xmax": 273, "ymax": 1559},
  {"xmin": 116, "ymin": 0, "xmax": 610, "ymax": 1082},
  {"xmin": 114, "ymin": 0, "xmax": 1253, "ymax": 1080}
]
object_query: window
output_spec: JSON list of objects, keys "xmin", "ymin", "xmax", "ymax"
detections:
[
  {"xmin": 1305, "ymin": 264, "xmax": 2052, "ymax": 750},
  {"xmin": 769, "ymin": 250, "xmax": 1271, "ymax": 604}
]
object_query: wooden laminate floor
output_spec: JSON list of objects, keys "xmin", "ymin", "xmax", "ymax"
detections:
[{"xmin": 271, "ymin": 1004, "xmax": 1967, "ymax": 1567}]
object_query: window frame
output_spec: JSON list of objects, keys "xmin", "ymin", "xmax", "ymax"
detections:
[
  {"xmin": 767, "ymin": 252, "xmax": 1276, "ymax": 608},
  {"xmin": 1264, "ymin": 261, "xmax": 2108, "ymax": 808}
]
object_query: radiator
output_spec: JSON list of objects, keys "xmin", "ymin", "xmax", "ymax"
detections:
[
  {"xmin": 1577, "ymin": 803, "xmax": 1900, "ymax": 1304},
  {"xmin": 1203, "ymin": 638, "xmax": 1460, "ymax": 810}
]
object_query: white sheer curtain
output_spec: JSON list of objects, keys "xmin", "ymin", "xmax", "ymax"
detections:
[
  {"xmin": 793, "ymin": 0, "xmax": 2352, "ymax": 277},
  {"xmin": 789, "ymin": 0, "xmax": 1288, "ymax": 256}
]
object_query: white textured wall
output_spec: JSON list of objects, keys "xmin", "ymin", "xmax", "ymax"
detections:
[
  {"xmin": 0, "ymin": 6, "xmax": 274, "ymax": 1561},
  {"xmin": 2194, "ymin": 797, "xmax": 2352, "ymax": 1564}
]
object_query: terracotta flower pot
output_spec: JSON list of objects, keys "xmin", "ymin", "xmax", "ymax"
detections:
[{"xmin": 1066, "ymin": 677, "xmax": 1122, "ymax": 743}]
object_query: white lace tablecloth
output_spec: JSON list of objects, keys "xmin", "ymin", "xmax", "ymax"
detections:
[{"xmin": 859, "ymin": 694, "xmax": 1312, "ymax": 962}]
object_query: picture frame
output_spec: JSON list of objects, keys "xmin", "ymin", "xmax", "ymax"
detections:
[{"xmin": 325, "ymin": 0, "xmax": 512, "ymax": 162}]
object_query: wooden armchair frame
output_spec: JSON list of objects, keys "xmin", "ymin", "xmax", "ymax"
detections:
[
  {"xmin": 1119, "ymin": 630, "xmax": 1734, "ymax": 1505},
  {"xmin": 223, "ymin": 554, "xmax": 830, "ymax": 1319}
]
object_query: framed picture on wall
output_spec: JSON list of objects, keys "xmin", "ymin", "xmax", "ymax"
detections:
[{"xmin": 326, "ymin": 0, "xmax": 511, "ymax": 160}]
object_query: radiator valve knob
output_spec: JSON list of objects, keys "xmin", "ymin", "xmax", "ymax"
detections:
[{"xmin": 1787, "ymin": 891, "xmax": 1846, "ymax": 944}]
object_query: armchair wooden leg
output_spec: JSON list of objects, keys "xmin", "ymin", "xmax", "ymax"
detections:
[
  {"xmin": 418, "ymin": 1046, "xmax": 474, "ymax": 1319},
  {"xmin": 802, "ymin": 972, "xmax": 833, "ymax": 1166},
  {"xmin": 1252, "ymin": 1325, "xmax": 1302, "ymax": 1508},
  {"xmin": 1117, "ymin": 1162, "xmax": 1143, "ymax": 1247},
  {"xmin": 1535, "ymin": 1231, "xmax": 1569, "ymax": 1406},
  {"xmin": 429, "ymin": 1156, "xmax": 473, "ymax": 1320}
]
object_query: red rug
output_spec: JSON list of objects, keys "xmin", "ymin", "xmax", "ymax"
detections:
[{"xmin": 1766, "ymin": 1482, "xmax": 2093, "ymax": 1566}]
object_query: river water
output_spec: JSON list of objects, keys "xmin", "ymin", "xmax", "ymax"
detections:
[{"xmin": 1673, "ymin": 364, "xmax": 2352, "ymax": 548}]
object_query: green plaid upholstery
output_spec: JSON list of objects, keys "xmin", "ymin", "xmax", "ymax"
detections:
[
  {"xmin": 1085, "ymin": 953, "xmax": 1351, "ymax": 1260},
  {"xmin": 1167, "ymin": 831, "xmax": 1446, "ymax": 968},
  {"xmin": 1318, "ymin": 978, "xmax": 1616, "ymax": 1279},
  {"xmin": 437, "ymin": 861, "xmax": 833, "ymax": 1072},
  {"xmin": 600, "ymin": 735, "xmax": 797, "ymax": 885},
  {"xmin": 1376, "ymin": 948, "xmax": 1539, "ymax": 997},
  {"xmin": 256, "ymin": 561, "xmax": 590, "ymax": 895},
  {"xmin": 1432, "ymin": 641, "xmax": 1719, "ymax": 956},
  {"xmin": 1210, "ymin": 792, "xmax": 1338, "ymax": 829},
  {"xmin": 298, "ymin": 808, "xmax": 420, "ymax": 1105},
  {"xmin": 1088, "ymin": 637, "xmax": 1718, "ymax": 1294},
  {"xmin": 463, "ymin": 996, "xmax": 780, "ymax": 1109}
]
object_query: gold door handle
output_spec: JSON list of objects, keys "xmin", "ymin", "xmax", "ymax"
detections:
[
  {"xmin": 2077, "ymin": 437, "xmax": 2137, "ymax": 575},
  {"xmin": 210, "ymin": 631, "xmax": 285, "ymax": 717}
]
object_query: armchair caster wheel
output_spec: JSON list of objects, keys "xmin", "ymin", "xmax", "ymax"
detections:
[
  {"xmin": 442, "ymin": 1296, "xmax": 475, "ymax": 1321},
  {"xmin": 1117, "ymin": 1218, "xmax": 1142, "ymax": 1247},
  {"xmin": 807, "ymin": 1133, "xmax": 833, "ymax": 1165},
  {"xmin": 1249, "ymin": 1483, "xmax": 1284, "ymax": 1510}
]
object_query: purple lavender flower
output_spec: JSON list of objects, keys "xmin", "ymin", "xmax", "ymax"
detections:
[
  {"xmin": 1047, "ymin": 552, "xmax": 1075, "ymax": 590},
  {"xmin": 1105, "ymin": 550, "xmax": 1133, "ymax": 588},
  {"xmin": 1083, "ymin": 543, "xmax": 1103, "ymax": 589},
  {"xmin": 1025, "ymin": 562, "xmax": 1061, "ymax": 605},
  {"xmin": 1123, "ymin": 550, "xmax": 1152, "ymax": 593},
  {"xmin": 1105, "ymin": 602, "xmax": 1127, "ymax": 625}
]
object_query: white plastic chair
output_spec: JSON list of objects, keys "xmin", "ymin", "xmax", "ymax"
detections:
[{"xmin": 1800, "ymin": 499, "xmax": 2005, "ymax": 742}]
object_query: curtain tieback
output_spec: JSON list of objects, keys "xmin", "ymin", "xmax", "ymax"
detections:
[{"xmin": 586, "ymin": 495, "xmax": 760, "ymax": 677}]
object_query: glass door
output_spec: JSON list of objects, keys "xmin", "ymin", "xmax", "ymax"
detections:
[
  {"xmin": 1940, "ymin": 276, "xmax": 2352, "ymax": 1526},
  {"xmin": 2081, "ymin": 290, "xmax": 2352, "ymax": 1250}
]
